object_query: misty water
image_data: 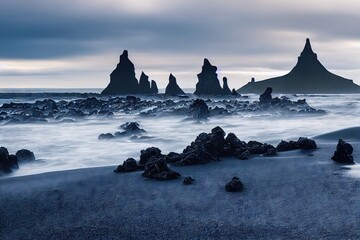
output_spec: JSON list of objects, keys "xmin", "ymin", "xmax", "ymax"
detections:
[{"xmin": 1, "ymin": 91, "xmax": 360, "ymax": 177}]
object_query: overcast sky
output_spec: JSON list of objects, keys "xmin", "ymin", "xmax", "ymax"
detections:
[{"xmin": 1, "ymin": 0, "xmax": 360, "ymax": 89}]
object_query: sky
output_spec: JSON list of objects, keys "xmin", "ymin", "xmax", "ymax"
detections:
[{"xmin": 1, "ymin": 0, "xmax": 360, "ymax": 90}]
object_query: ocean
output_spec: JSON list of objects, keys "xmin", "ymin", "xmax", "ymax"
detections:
[{"xmin": 1, "ymin": 89, "xmax": 359, "ymax": 177}]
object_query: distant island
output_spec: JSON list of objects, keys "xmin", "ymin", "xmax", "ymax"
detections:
[{"xmin": 238, "ymin": 38, "xmax": 360, "ymax": 94}]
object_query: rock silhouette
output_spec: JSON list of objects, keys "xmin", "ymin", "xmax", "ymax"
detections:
[
  {"xmin": 165, "ymin": 74, "xmax": 185, "ymax": 95},
  {"xmin": 238, "ymin": 38, "xmax": 360, "ymax": 94},
  {"xmin": 150, "ymin": 80, "xmax": 158, "ymax": 94},
  {"xmin": 101, "ymin": 50, "xmax": 139, "ymax": 95},
  {"xmin": 102, "ymin": 50, "xmax": 159, "ymax": 95},
  {"xmin": 331, "ymin": 139, "xmax": 354, "ymax": 164},
  {"xmin": 222, "ymin": 77, "xmax": 232, "ymax": 95},
  {"xmin": 194, "ymin": 59, "xmax": 224, "ymax": 95}
]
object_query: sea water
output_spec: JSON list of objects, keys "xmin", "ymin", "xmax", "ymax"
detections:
[{"xmin": 0, "ymin": 90, "xmax": 360, "ymax": 177}]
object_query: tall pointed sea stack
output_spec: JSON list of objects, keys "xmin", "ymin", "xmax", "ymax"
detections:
[
  {"xmin": 194, "ymin": 59, "xmax": 224, "ymax": 95},
  {"xmin": 222, "ymin": 77, "xmax": 232, "ymax": 95},
  {"xmin": 150, "ymin": 80, "xmax": 158, "ymax": 94},
  {"xmin": 101, "ymin": 50, "xmax": 139, "ymax": 95},
  {"xmin": 138, "ymin": 72, "xmax": 152, "ymax": 94},
  {"xmin": 165, "ymin": 74, "xmax": 185, "ymax": 95},
  {"xmin": 238, "ymin": 38, "xmax": 360, "ymax": 94}
]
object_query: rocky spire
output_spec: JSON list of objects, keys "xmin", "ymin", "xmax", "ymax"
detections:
[
  {"xmin": 299, "ymin": 38, "xmax": 317, "ymax": 60},
  {"xmin": 150, "ymin": 80, "xmax": 158, "ymax": 94},
  {"xmin": 194, "ymin": 58, "xmax": 223, "ymax": 95},
  {"xmin": 222, "ymin": 77, "xmax": 232, "ymax": 95},
  {"xmin": 165, "ymin": 73, "xmax": 185, "ymax": 95},
  {"xmin": 138, "ymin": 71, "xmax": 152, "ymax": 94},
  {"xmin": 101, "ymin": 50, "xmax": 139, "ymax": 95}
]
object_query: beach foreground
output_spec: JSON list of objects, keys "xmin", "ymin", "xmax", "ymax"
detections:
[{"xmin": 1, "ymin": 137, "xmax": 360, "ymax": 239}]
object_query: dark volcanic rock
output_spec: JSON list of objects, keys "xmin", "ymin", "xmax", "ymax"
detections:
[
  {"xmin": 150, "ymin": 80, "xmax": 158, "ymax": 94},
  {"xmin": 165, "ymin": 74, "xmax": 185, "ymax": 95},
  {"xmin": 142, "ymin": 157, "xmax": 181, "ymax": 180},
  {"xmin": 276, "ymin": 137, "xmax": 316, "ymax": 152},
  {"xmin": 183, "ymin": 177, "xmax": 195, "ymax": 185},
  {"xmin": 297, "ymin": 137, "xmax": 317, "ymax": 149},
  {"xmin": 189, "ymin": 99, "xmax": 210, "ymax": 120},
  {"xmin": 225, "ymin": 177, "xmax": 244, "ymax": 192},
  {"xmin": 0, "ymin": 147, "xmax": 18, "ymax": 172},
  {"xmin": 98, "ymin": 133, "xmax": 115, "ymax": 140},
  {"xmin": 139, "ymin": 147, "xmax": 163, "ymax": 168},
  {"xmin": 16, "ymin": 149, "xmax": 35, "ymax": 162},
  {"xmin": 194, "ymin": 59, "xmax": 224, "ymax": 95},
  {"xmin": 138, "ymin": 72, "xmax": 152, "ymax": 94},
  {"xmin": 115, "ymin": 122, "xmax": 146, "ymax": 137},
  {"xmin": 247, "ymin": 141, "xmax": 277, "ymax": 156},
  {"xmin": 259, "ymin": 87, "xmax": 272, "ymax": 106},
  {"xmin": 331, "ymin": 139, "xmax": 354, "ymax": 164},
  {"xmin": 102, "ymin": 50, "xmax": 139, "ymax": 95},
  {"xmin": 238, "ymin": 38, "xmax": 360, "ymax": 94},
  {"xmin": 231, "ymin": 88, "xmax": 239, "ymax": 96},
  {"xmin": 114, "ymin": 158, "xmax": 140, "ymax": 173},
  {"xmin": 223, "ymin": 133, "xmax": 249, "ymax": 159},
  {"xmin": 222, "ymin": 77, "xmax": 232, "ymax": 95}
]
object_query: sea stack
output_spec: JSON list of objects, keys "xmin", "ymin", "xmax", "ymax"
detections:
[
  {"xmin": 237, "ymin": 38, "xmax": 360, "ymax": 94},
  {"xmin": 101, "ymin": 50, "xmax": 139, "ymax": 95},
  {"xmin": 150, "ymin": 80, "xmax": 158, "ymax": 94},
  {"xmin": 138, "ymin": 72, "xmax": 152, "ymax": 94},
  {"xmin": 222, "ymin": 77, "xmax": 232, "ymax": 95},
  {"xmin": 165, "ymin": 74, "xmax": 185, "ymax": 95},
  {"xmin": 194, "ymin": 59, "xmax": 224, "ymax": 95}
]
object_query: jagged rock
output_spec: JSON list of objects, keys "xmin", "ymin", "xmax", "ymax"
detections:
[
  {"xmin": 165, "ymin": 74, "xmax": 185, "ymax": 95},
  {"xmin": 231, "ymin": 88, "xmax": 239, "ymax": 96},
  {"xmin": 238, "ymin": 38, "xmax": 360, "ymax": 94},
  {"xmin": 150, "ymin": 80, "xmax": 158, "ymax": 94},
  {"xmin": 189, "ymin": 99, "xmax": 210, "ymax": 120},
  {"xmin": 0, "ymin": 147, "xmax": 18, "ymax": 172},
  {"xmin": 247, "ymin": 141, "xmax": 276, "ymax": 155},
  {"xmin": 223, "ymin": 133, "xmax": 248, "ymax": 159},
  {"xmin": 222, "ymin": 77, "xmax": 232, "ymax": 95},
  {"xmin": 142, "ymin": 157, "xmax": 181, "ymax": 180},
  {"xmin": 259, "ymin": 87, "xmax": 272, "ymax": 106},
  {"xmin": 276, "ymin": 138, "xmax": 316, "ymax": 151},
  {"xmin": 98, "ymin": 133, "xmax": 115, "ymax": 140},
  {"xmin": 331, "ymin": 139, "xmax": 354, "ymax": 164},
  {"xmin": 102, "ymin": 50, "xmax": 139, "ymax": 95},
  {"xmin": 15, "ymin": 149, "xmax": 35, "ymax": 162},
  {"xmin": 114, "ymin": 122, "xmax": 146, "ymax": 137},
  {"xmin": 297, "ymin": 137, "xmax": 317, "ymax": 149},
  {"xmin": 194, "ymin": 59, "xmax": 224, "ymax": 95},
  {"xmin": 183, "ymin": 177, "xmax": 195, "ymax": 185},
  {"xmin": 138, "ymin": 72, "xmax": 152, "ymax": 94},
  {"xmin": 114, "ymin": 158, "xmax": 140, "ymax": 173},
  {"xmin": 139, "ymin": 147, "xmax": 163, "ymax": 168},
  {"xmin": 225, "ymin": 177, "xmax": 244, "ymax": 192}
]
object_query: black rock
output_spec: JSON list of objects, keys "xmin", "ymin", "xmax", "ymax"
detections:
[
  {"xmin": 231, "ymin": 88, "xmax": 240, "ymax": 96},
  {"xmin": 297, "ymin": 137, "xmax": 317, "ymax": 149},
  {"xmin": 16, "ymin": 149, "xmax": 35, "ymax": 162},
  {"xmin": 225, "ymin": 177, "xmax": 244, "ymax": 192},
  {"xmin": 259, "ymin": 87, "xmax": 272, "ymax": 106},
  {"xmin": 165, "ymin": 74, "xmax": 185, "ymax": 95},
  {"xmin": 189, "ymin": 99, "xmax": 210, "ymax": 120},
  {"xmin": 102, "ymin": 50, "xmax": 140, "ymax": 95},
  {"xmin": 139, "ymin": 147, "xmax": 163, "ymax": 168},
  {"xmin": 194, "ymin": 59, "xmax": 224, "ymax": 95},
  {"xmin": 115, "ymin": 122, "xmax": 146, "ymax": 137},
  {"xmin": 222, "ymin": 77, "xmax": 232, "ymax": 95},
  {"xmin": 0, "ymin": 147, "xmax": 18, "ymax": 172},
  {"xmin": 183, "ymin": 177, "xmax": 195, "ymax": 185},
  {"xmin": 223, "ymin": 133, "xmax": 248, "ymax": 159},
  {"xmin": 114, "ymin": 158, "xmax": 140, "ymax": 173},
  {"xmin": 150, "ymin": 80, "xmax": 158, "ymax": 94},
  {"xmin": 138, "ymin": 72, "xmax": 152, "ymax": 94},
  {"xmin": 98, "ymin": 133, "xmax": 115, "ymax": 140},
  {"xmin": 331, "ymin": 139, "xmax": 354, "ymax": 164},
  {"xmin": 247, "ymin": 141, "xmax": 276, "ymax": 155},
  {"xmin": 276, "ymin": 140, "xmax": 299, "ymax": 152},
  {"xmin": 142, "ymin": 157, "xmax": 181, "ymax": 180}
]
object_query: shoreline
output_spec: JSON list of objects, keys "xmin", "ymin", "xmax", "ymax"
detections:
[{"xmin": 1, "ymin": 139, "xmax": 360, "ymax": 239}]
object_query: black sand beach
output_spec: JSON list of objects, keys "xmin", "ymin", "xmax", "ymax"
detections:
[{"xmin": 1, "ymin": 133, "xmax": 360, "ymax": 239}]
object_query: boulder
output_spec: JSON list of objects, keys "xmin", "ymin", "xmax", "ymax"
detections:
[
  {"xmin": 139, "ymin": 147, "xmax": 163, "ymax": 168},
  {"xmin": 115, "ymin": 122, "xmax": 146, "ymax": 137},
  {"xmin": 101, "ymin": 50, "xmax": 140, "ymax": 95},
  {"xmin": 194, "ymin": 59, "xmax": 224, "ymax": 95},
  {"xmin": 141, "ymin": 157, "xmax": 181, "ymax": 180},
  {"xmin": 114, "ymin": 158, "xmax": 140, "ymax": 173},
  {"xmin": 189, "ymin": 99, "xmax": 210, "ymax": 120},
  {"xmin": 331, "ymin": 139, "xmax": 354, "ymax": 164},
  {"xmin": 225, "ymin": 177, "xmax": 244, "ymax": 192},
  {"xmin": 183, "ymin": 177, "xmax": 195, "ymax": 185},
  {"xmin": 0, "ymin": 147, "xmax": 18, "ymax": 172},
  {"xmin": 165, "ymin": 74, "xmax": 185, "ymax": 95},
  {"xmin": 16, "ymin": 149, "xmax": 35, "ymax": 162},
  {"xmin": 297, "ymin": 137, "xmax": 317, "ymax": 149}
]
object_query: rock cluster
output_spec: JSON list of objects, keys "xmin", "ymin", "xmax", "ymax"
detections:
[
  {"xmin": 276, "ymin": 137, "xmax": 317, "ymax": 152},
  {"xmin": 98, "ymin": 122, "xmax": 146, "ymax": 140},
  {"xmin": 101, "ymin": 50, "xmax": 159, "ymax": 95},
  {"xmin": 331, "ymin": 139, "xmax": 354, "ymax": 164},
  {"xmin": 0, "ymin": 147, "xmax": 35, "ymax": 173}
]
